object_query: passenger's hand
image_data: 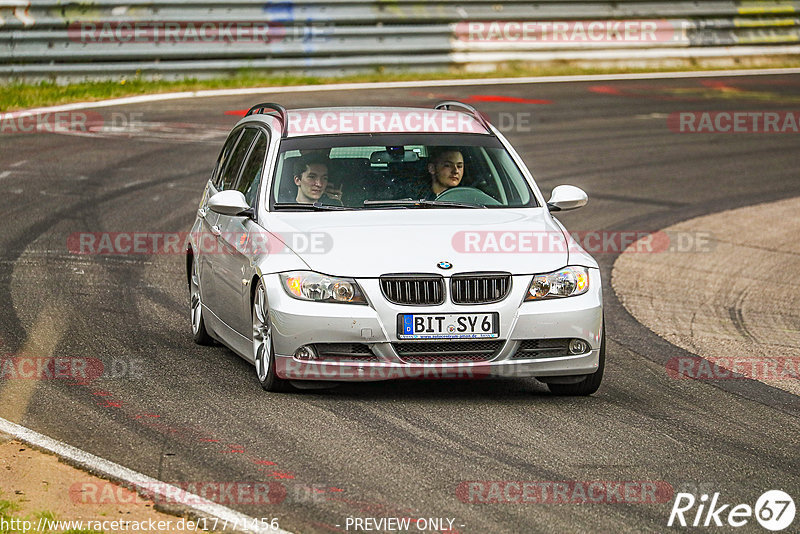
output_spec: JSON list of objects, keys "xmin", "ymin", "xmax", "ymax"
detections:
[{"xmin": 326, "ymin": 183, "xmax": 343, "ymax": 201}]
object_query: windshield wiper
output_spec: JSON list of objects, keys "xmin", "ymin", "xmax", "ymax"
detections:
[
  {"xmin": 273, "ymin": 202, "xmax": 351, "ymax": 211},
  {"xmin": 363, "ymin": 199, "xmax": 484, "ymax": 209}
]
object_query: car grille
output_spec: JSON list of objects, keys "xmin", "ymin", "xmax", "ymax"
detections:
[
  {"xmin": 451, "ymin": 273, "xmax": 512, "ymax": 304},
  {"xmin": 393, "ymin": 340, "xmax": 503, "ymax": 363},
  {"xmin": 313, "ymin": 343, "xmax": 379, "ymax": 362},
  {"xmin": 510, "ymin": 339, "xmax": 572, "ymax": 359},
  {"xmin": 380, "ymin": 275, "xmax": 445, "ymax": 306}
]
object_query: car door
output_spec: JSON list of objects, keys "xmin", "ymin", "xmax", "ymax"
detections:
[
  {"xmin": 197, "ymin": 127, "xmax": 242, "ymax": 316},
  {"xmin": 205, "ymin": 127, "xmax": 259, "ymax": 320},
  {"xmin": 215, "ymin": 128, "xmax": 269, "ymax": 337}
]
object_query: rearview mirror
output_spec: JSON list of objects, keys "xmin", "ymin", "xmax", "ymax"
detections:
[
  {"xmin": 547, "ymin": 185, "xmax": 588, "ymax": 211},
  {"xmin": 207, "ymin": 190, "xmax": 253, "ymax": 217},
  {"xmin": 370, "ymin": 149, "xmax": 419, "ymax": 163}
]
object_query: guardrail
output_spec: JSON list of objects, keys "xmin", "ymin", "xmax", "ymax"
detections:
[{"xmin": 1, "ymin": 1, "xmax": 799, "ymax": 81}]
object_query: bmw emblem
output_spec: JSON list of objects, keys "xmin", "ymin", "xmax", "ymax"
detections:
[{"xmin": 437, "ymin": 261, "xmax": 453, "ymax": 270}]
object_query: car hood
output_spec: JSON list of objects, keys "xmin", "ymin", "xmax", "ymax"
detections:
[{"xmin": 264, "ymin": 208, "xmax": 573, "ymax": 278}]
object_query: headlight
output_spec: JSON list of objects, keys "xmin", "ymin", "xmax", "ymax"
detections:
[
  {"xmin": 279, "ymin": 271, "xmax": 367, "ymax": 304},
  {"xmin": 525, "ymin": 267, "xmax": 589, "ymax": 301}
]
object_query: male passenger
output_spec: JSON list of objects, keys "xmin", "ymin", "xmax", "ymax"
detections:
[
  {"xmin": 416, "ymin": 147, "xmax": 465, "ymax": 199},
  {"xmin": 293, "ymin": 154, "xmax": 342, "ymax": 204}
]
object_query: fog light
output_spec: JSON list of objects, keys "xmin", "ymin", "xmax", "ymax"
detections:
[
  {"xmin": 295, "ymin": 345, "xmax": 318, "ymax": 361},
  {"xmin": 568, "ymin": 339, "xmax": 589, "ymax": 355}
]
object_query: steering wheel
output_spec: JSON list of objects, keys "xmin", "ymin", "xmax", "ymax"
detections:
[{"xmin": 434, "ymin": 186, "xmax": 502, "ymax": 206}]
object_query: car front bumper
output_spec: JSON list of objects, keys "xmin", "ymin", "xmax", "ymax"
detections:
[{"xmin": 266, "ymin": 270, "xmax": 603, "ymax": 382}]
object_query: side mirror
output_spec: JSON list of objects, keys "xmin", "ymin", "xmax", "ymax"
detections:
[
  {"xmin": 207, "ymin": 190, "xmax": 253, "ymax": 217},
  {"xmin": 547, "ymin": 185, "xmax": 588, "ymax": 212}
]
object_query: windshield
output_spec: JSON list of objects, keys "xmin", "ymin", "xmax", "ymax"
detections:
[{"xmin": 269, "ymin": 134, "xmax": 538, "ymax": 210}]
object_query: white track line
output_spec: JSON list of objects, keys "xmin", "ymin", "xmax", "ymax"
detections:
[
  {"xmin": 0, "ymin": 416, "xmax": 291, "ymax": 534},
  {"xmin": 2, "ymin": 67, "xmax": 800, "ymax": 119}
]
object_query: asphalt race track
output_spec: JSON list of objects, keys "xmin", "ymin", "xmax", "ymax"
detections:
[{"xmin": 1, "ymin": 73, "xmax": 799, "ymax": 533}]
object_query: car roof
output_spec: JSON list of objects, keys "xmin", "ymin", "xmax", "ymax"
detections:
[{"xmin": 243, "ymin": 106, "xmax": 493, "ymax": 137}]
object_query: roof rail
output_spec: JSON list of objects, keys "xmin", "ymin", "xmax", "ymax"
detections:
[
  {"xmin": 434, "ymin": 101, "xmax": 493, "ymax": 133},
  {"xmin": 245, "ymin": 102, "xmax": 289, "ymax": 138}
]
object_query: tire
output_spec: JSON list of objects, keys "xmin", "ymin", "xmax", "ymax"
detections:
[
  {"xmin": 547, "ymin": 324, "xmax": 605, "ymax": 396},
  {"xmin": 252, "ymin": 279, "xmax": 292, "ymax": 392},
  {"xmin": 189, "ymin": 255, "xmax": 214, "ymax": 345}
]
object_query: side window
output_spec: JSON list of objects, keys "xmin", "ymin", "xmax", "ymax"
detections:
[
  {"xmin": 489, "ymin": 148, "xmax": 528, "ymax": 205},
  {"xmin": 218, "ymin": 128, "xmax": 258, "ymax": 191},
  {"xmin": 235, "ymin": 132, "xmax": 268, "ymax": 207},
  {"xmin": 272, "ymin": 150, "xmax": 301, "ymax": 203},
  {"xmin": 211, "ymin": 129, "xmax": 242, "ymax": 189}
]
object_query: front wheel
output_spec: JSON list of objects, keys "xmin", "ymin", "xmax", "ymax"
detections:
[
  {"xmin": 547, "ymin": 325, "xmax": 605, "ymax": 396},
  {"xmin": 252, "ymin": 280, "xmax": 292, "ymax": 392}
]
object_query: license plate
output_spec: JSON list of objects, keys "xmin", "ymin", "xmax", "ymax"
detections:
[{"xmin": 397, "ymin": 312, "xmax": 499, "ymax": 340}]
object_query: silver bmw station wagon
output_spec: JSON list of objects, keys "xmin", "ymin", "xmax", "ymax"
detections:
[{"xmin": 187, "ymin": 102, "xmax": 604, "ymax": 395}]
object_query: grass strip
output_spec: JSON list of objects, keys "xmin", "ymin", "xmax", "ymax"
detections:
[{"xmin": 2, "ymin": 57, "xmax": 800, "ymax": 112}]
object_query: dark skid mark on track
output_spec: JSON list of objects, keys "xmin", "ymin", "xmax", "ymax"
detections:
[
  {"xmin": 728, "ymin": 307, "xmax": 756, "ymax": 343},
  {"xmin": 0, "ymin": 142, "xmax": 191, "ymax": 350},
  {"xmin": 0, "ymin": 170, "xmax": 187, "ymax": 351}
]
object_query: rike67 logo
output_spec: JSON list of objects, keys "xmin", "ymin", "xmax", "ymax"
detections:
[{"xmin": 668, "ymin": 490, "xmax": 795, "ymax": 531}]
